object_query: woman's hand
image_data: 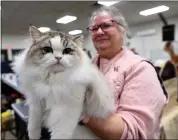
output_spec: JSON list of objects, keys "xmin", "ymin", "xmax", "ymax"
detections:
[{"xmin": 82, "ymin": 113, "xmax": 124, "ymax": 139}]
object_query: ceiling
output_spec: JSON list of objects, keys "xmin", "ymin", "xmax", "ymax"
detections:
[{"xmin": 1, "ymin": 1, "xmax": 178, "ymax": 36}]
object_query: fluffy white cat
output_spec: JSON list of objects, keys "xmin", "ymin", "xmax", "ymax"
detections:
[{"xmin": 12, "ymin": 26, "xmax": 115, "ymax": 139}]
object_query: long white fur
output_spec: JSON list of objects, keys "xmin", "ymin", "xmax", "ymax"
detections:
[{"xmin": 12, "ymin": 27, "xmax": 115, "ymax": 139}]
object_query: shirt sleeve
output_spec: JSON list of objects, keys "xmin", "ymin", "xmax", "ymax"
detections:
[{"xmin": 117, "ymin": 61, "xmax": 167, "ymax": 139}]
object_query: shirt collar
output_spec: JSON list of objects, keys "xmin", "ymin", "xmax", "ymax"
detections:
[{"xmin": 100, "ymin": 46, "xmax": 125, "ymax": 66}]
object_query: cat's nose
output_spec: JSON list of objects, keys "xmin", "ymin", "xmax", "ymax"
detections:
[{"xmin": 55, "ymin": 57, "xmax": 61, "ymax": 61}]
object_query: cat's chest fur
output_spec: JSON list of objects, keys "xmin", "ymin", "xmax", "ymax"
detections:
[{"xmin": 28, "ymin": 68, "xmax": 90, "ymax": 110}]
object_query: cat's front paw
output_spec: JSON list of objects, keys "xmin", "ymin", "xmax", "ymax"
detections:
[{"xmin": 28, "ymin": 129, "xmax": 41, "ymax": 139}]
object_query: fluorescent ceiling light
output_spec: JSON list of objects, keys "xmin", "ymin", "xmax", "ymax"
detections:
[
  {"xmin": 68, "ymin": 30, "xmax": 82, "ymax": 35},
  {"xmin": 97, "ymin": 1, "xmax": 119, "ymax": 6},
  {"xmin": 38, "ymin": 27, "xmax": 50, "ymax": 33},
  {"xmin": 56, "ymin": 15, "xmax": 77, "ymax": 24},
  {"xmin": 139, "ymin": 5, "xmax": 169, "ymax": 16}
]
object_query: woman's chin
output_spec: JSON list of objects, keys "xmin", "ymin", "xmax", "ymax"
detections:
[
  {"xmin": 96, "ymin": 44, "xmax": 109, "ymax": 50},
  {"xmin": 96, "ymin": 41, "xmax": 110, "ymax": 49}
]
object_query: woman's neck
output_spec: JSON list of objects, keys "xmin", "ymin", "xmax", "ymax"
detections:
[{"xmin": 101, "ymin": 47, "xmax": 122, "ymax": 60}]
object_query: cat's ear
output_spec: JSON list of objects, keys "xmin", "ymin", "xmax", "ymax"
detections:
[
  {"xmin": 29, "ymin": 26, "xmax": 42, "ymax": 41},
  {"xmin": 73, "ymin": 35, "xmax": 84, "ymax": 48}
]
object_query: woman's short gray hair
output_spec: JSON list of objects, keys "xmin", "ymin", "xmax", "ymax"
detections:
[{"xmin": 91, "ymin": 6, "xmax": 129, "ymax": 33}]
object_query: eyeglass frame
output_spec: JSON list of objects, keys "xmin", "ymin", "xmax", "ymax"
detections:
[{"xmin": 87, "ymin": 20, "xmax": 124, "ymax": 33}]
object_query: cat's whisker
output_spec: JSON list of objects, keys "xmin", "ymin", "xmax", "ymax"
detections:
[{"xmin": 39, "ymin": 64, "xmax": 50, "ymax": 77}]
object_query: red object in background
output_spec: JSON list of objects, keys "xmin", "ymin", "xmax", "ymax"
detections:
[
  {"xmin": 10, "ymin": 93, "xmax": 18, "ymax": 98},
  {"xmin": 8, "ymin": 46, "xmax": 12, "ymax": 50}
]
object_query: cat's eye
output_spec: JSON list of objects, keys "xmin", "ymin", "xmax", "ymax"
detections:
[
  {"xmin": 62, "ymin": 48, "xmax": 73, "ymax": 55},
  {"xmin": 42, "ymin": 47, "xmax": 53, "ymax": 53}
]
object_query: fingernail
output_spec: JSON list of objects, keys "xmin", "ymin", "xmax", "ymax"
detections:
[{"xmin": 82, "ymin": 116, "xmax": 90, "ymax": 124}]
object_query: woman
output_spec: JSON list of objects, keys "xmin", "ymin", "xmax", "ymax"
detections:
[
  {"xmin": 164, "ymin": 41, "xmax": 178, "ymax": 73},
  {"xmin": 82, "ymin": 6, "xmax": 167, "ymax": 139}
]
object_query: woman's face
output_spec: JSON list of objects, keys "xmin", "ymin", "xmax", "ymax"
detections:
[{"xmin": 89, "ymin": 12, "xmax": 123, "ymax": 58}]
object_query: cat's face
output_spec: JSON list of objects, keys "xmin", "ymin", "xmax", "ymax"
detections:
[{"xmin": 27, "ymin": 26, "xmax": 84, "ymax": 73}]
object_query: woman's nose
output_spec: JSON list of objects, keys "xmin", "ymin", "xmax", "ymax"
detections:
[{"xmin": 96, "ymin": 27, "xmax": 104, "ymax": 34}]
